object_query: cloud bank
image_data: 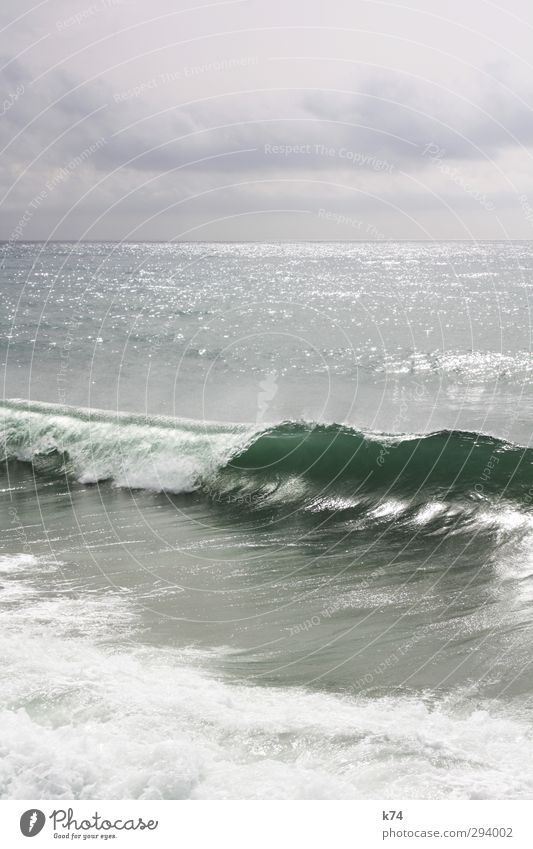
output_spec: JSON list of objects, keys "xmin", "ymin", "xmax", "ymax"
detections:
[{"xmin": 2, "ymin": 0, "xmax": 533, "ymax": 240}]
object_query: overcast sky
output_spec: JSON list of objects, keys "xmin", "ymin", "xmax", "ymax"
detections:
[{"xmin": 2, "ymin": 0, "xmax": 533, "ymax": 240}]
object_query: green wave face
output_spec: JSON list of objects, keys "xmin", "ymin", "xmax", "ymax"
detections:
[{"xmin": 229, "ymin": 421, "xmax": 533, "ymax": 500}]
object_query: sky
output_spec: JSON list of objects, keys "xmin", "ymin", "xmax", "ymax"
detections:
[{"xmin": 2, "ymin": 0, "xmax": 533, "ymax": 240}]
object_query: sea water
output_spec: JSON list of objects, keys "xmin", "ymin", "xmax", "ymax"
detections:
[{"xmin": 1, "ymin": 241, "xmax": 532, "ymax": 799}]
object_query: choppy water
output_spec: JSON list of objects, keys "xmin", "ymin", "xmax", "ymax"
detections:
[{"xmin": 1, "ymin": 241, "xmax": 533, "ymax": 799}]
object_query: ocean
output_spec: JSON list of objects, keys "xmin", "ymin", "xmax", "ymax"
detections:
[{"xmin": 1, "ymin": 240, "xmax": 532, "ymax": 799}]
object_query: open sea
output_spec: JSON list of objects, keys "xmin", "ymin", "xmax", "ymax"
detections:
[{"xmin": 1, "ymin": 240, "xmax": 533, "ymax": 799}]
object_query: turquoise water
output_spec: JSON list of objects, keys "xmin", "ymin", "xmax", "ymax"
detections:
[{"xmin": 1, "ymin": 241, "xmax": 533, "ymax": 799}]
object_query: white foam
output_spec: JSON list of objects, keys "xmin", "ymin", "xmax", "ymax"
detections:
[
  {"xmin": 1, "ymin": 627, "xmax": 532, "ymax": 800},
  {"xmin": 306, "ymin": 494, "xmax": 359, "ymax": 513},
  {"xmin": 368, "ymin": 499, "xmax": 407, "ymax": 519},
  {"xmin": 2, "ymin": 593, "xmax": 136, "ymax": 640},
  {"xmin": 412, "ymin": 502, "xmax": 448, "ymax": 526},
  {"xmin": 0, "ymin": 552, "xmax": 136, "ymax": 641},
  {"xmin": 0, "ymin": 554, "xmax": 53, "ymax": 574},
  {"xmin": 477, "ymin": 508, "xmax": 533, "ymax": 534},
  {"xmin": 0, "ymin": 402, "xmax": 255, "ymax": 494},
  {"xmin": 113, "ymin": 455, "xmax": 200, "ymax": 494}
]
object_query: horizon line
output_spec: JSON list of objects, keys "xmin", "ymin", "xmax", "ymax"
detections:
[{"xmin": 2, "ymin": 238, "xmax": 533, "ymax": 245}]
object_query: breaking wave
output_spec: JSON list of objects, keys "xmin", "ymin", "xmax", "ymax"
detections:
[{"xmin": 1, "ymin": 400, "xmax": 532, "ymax": 528}]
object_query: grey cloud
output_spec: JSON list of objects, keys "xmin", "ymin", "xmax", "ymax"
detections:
[{"xmin": 2, "ymin": 0, "xmax": 533, "ymax": 240}]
